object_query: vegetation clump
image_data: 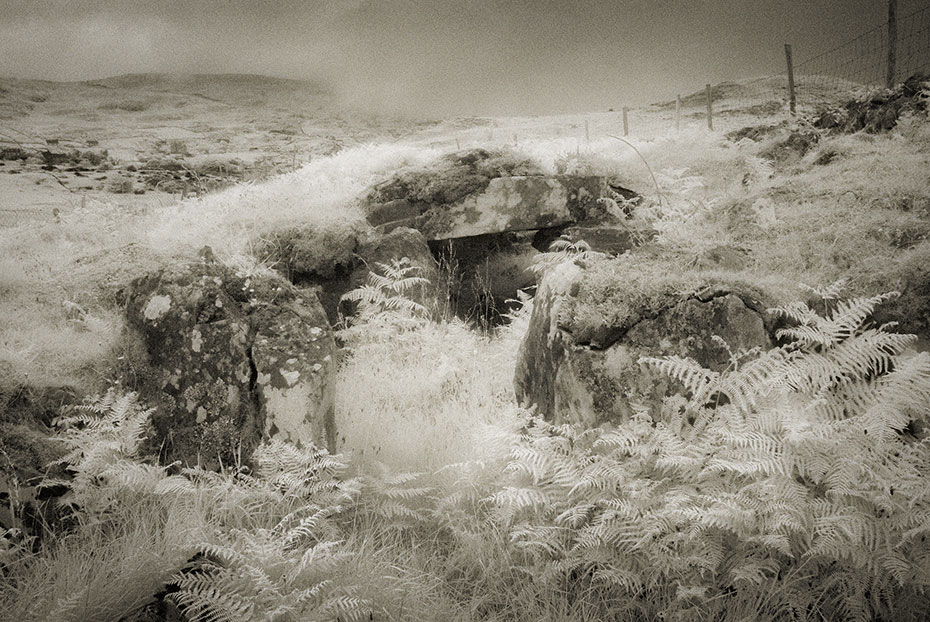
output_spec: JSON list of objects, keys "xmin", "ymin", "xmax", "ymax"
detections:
[
  {"xmin": 366, "ymin": 147, "xmax": 545, "ymax": 206},
  {"xmin": 4, "ymin": 288, "xmax": 930, "ymax": 621},
  {"xmin": 814, "ymin": 73, "xmax": 930, "ymax": 134}
]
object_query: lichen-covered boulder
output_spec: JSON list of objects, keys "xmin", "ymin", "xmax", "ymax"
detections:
[
  {"xmin": 514, "ymin": 254, "xmax": 778, "ymax": 427},
  {"xmin": 368, "ymin": 175, "xmax": 610, "ymax": 240},
  {"xmin": 249, "ymin": 293, "xmax": 335, "ymax": 451},
  {"xmin": 123, "ymin": 252, "xmax": 335, "ymax": 468},
  {"xmin": 363, "ymin": 148, "xmax": 618, "ymax": 240}
]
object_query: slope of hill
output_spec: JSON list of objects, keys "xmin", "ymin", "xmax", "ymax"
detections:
[{"xmin": 0, "ymin": 73, "xmax": 435, "ymax": 223}]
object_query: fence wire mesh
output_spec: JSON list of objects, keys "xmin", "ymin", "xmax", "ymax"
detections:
[{"xmin": 619, "ymin": 4, "xmax": 930, "ymax": 139}]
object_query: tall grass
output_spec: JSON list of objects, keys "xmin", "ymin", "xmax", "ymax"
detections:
[{"xmin": 334, "ymin": 268, "xmax": 529, "ymax": 471}]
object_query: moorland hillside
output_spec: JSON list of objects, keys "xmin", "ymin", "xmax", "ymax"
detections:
[{"xmin": 1, "ymin": 73, "xmax": 930, "ymax": 621}]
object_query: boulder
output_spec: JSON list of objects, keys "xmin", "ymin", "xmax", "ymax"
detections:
[
  {"xmin": 123, "ymin": 251, "xmax": 336, "ymax": 468},
  {"xmin": 346, "ymin": 227, "xmax": 440, "ymax": 317},
  {"xmin": 363, "ymin": 148, "xmax": 621, "ymax": 240},
  {"xmin": 690, "ymin": 245, "xmax": 751, "ymax": 271},
  {"xmin": 369, "ymin": 175, "xmax": 610, "ymax": 240},
  {"xmin": 255, "ymin": 223, "xmax": 440, "ymax": 324},
  {"xmin": 514, "ymin": 255, "xmax": 777, "ymax": 426}
]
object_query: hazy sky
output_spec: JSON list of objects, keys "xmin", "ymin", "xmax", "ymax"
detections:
[{"xmin": 0, "ymin": 0, "xmax": 925, "ymax": 117}]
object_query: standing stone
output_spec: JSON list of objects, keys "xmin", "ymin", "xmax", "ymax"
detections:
[
  {"xmin": 514, "ymin": 255, "xmax": 777, "ymax": 427},
  {"xmin": 123, "ymin": 252, "xmax": 336, "ymax": 468}
]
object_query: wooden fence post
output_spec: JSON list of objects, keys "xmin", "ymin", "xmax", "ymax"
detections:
[
  {"xmin": 785, "ymin": 43, "xmax": 797, "ymax": 115},
  {"xmin": 622, "ymin": 107, "xmax": 629, "ymax": 137},
  {"xmin": 675, "ymin": 95, "xmax": 681, "ymax": 133},
  {"xmin": 705, "ymin": 84, "xmax": 713, "ymax": 131},
  {"xmin": 887, "ymin": 0, "xmax": 897, "ymax": 88},
  {"xmin": 585, "ymin": 119, "xmax": 590, "ymax": 145}
]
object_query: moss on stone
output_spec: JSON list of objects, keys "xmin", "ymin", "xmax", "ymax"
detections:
[
  {"xmin": 254, "ymin": 221, "xmax": 371, "ymax": 281},
  {"xmin": 367, "ymin": 147, "xmax": 545, "ymax": 207},
  {"xmin": 561, "ymin": 251, "xmax": 782, "ymax": 348},
  {"xmin": 561, "ymin": 253, "xmax": 694, "ymax": 347}
]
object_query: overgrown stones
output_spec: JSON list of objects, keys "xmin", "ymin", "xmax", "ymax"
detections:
[
  {"xmin": 363, "ymin": 149, "xmax": 615, "ymax": 239},
  {"xmin": 813, "ymin": 73, "xmax": 929, "ymax": 134},
  {"xmin": 256, "ymin": 223, "xmax": 439, "ymax": 323},
  {"xmin": 123, "ymin": 250, "xmax": 336, "ymax": 468},
  {"xmin": 361, "ymin": 148, "xmax": 650, "ymax": 324},
  {"xmin": 514, "ymin": 255, "xmax": 777, "ymax": 426}
]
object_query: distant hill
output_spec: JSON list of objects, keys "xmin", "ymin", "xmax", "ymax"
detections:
[
  {"xmin": 0, "ymin": 73, "xmax": 342, "ymax": 122},
  {"xmin": 0, "ymin": 72, "xmax": 434, "ymax": 201},
  {"xmin": 81, "ymin": 73, "xmax": 336, "ymax": 111}
]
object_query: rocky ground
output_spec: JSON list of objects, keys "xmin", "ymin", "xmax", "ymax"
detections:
[{"xmin": 0, "ymin": 73, "xmax": 435, "ymax": 226}]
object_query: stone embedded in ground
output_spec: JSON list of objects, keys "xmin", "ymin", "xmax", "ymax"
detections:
[
  {"xmin": 514, "ymin": 256, "xmax": 776, "ymax": 427},
  {"xmin": 254, "ymin": 221, "xmax": 369, "ymax": 323},
  {"xmin": 690, "ymin": 245, "xmax": 751, "ymax": 271},
  {"xmin": 250, "ymin": 297, "xmax": 335, "ymax": 451},
  {"xmin": 345, "ymin": 227, "xmax": 440, "ymax": 317},
  {"xmin": 123, "ymin": 252, "xmax": 336, "ymax": 468}
]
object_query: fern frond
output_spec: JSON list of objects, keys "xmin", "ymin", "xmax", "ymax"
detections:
[{"xmin": 640, "ymin": 355, "xmax": 720, "ymax": 398}]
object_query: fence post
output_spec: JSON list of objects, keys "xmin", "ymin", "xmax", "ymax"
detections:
[
  {"xmin": 585, "ymin": 119, "xmax": 590, "ymax": 145},
  {"xmin": 622, "ymin": 107, "xmax": 629, "ymax": 137},
  {"xmin": 455, "ymin": 138, "xmax": 460, "ymax": 150},
  {"xmin": 785, "ymin": 43, "xmax": 797, "ymax": 115},
  {"xmin": 705, "ymin": 84, "xmax": 713, "ymax": 131},
  {"xmin": 675, "ymin": 95, "xmax": 681, "ymax": 133},
  {"xmin": 887, "ymin": 0, "xmax": 897, "ymax": 88}
]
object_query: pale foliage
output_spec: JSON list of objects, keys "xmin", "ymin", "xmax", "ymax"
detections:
[
  {"xmin": 335, "ymin": 262, "xmax": 525, "ymax": 471},
  {"xmin": 493, "ymin": 292, "xmax": 930, "ymax": 620}
]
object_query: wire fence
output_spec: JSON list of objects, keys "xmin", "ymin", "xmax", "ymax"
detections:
[{"xmin": 616, "ymin": 3, "xmax": 930, "ymax": 139}]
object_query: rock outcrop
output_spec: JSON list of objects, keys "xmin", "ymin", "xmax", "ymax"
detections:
[
  {"xmin": 814, "ymin": 73, "xmax": 929, "ymax": 134},
  {"xmin": 123, "ymin": 251, "xmax": 335, "ymax": 468},
  {"xmin": 514, "ymin": 254, "xmax": 777, "ymax": 426}
]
